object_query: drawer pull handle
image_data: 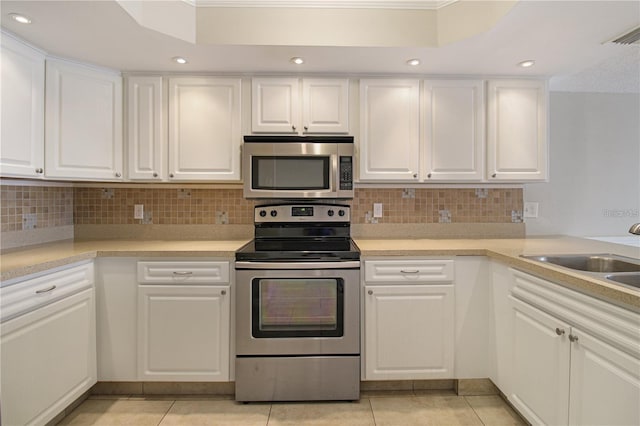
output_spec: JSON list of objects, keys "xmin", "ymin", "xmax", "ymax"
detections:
[
  {"xmin": 35, "ymin": 285, "xmax": 56, "ymax": 294},
  {"xmin": 172, "ymin": 271, "xmax": 193, "ymax": 276},
  {"xmin": 569, "ymin": 334, "xmax": 579, "ymax": 343},
  {"xmin": 221, "ymin": 290, "xmax": 227, "ymax": 296},
  {"xmin": 400, "ymin": 270, "xmax": 420, "ymax": 274},
  {"xmin": 555, "ymin": 328, "xmax": 565, "ymax": 336},
  {"xmin": 368, "ymin": 290, "xmax": 373, "ymax": 295}
]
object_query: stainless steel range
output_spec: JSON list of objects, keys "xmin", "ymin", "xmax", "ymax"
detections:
[{"xmin": 235, "ymin": 203, "xmax": 360, "ymax": 402}]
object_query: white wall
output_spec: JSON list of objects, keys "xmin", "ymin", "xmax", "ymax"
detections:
[{"xmin": 524, "ymin": 92, "xmax": 640, "ymax": 237}]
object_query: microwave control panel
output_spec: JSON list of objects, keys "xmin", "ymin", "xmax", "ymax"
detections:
[{"xmin": 339, "ymin": 156, "xmax": 353, "ymax": 190}]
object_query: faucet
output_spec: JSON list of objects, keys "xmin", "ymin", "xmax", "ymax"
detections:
[{"xmin": 630, "ymin": 223, "xmax": 640, "ymax": 235}]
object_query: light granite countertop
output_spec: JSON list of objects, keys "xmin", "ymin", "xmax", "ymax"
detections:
[{"xmin": 1, "ymin": 236, "xmax": 639, "ymax": 311}]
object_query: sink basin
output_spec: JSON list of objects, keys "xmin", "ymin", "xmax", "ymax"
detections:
[
  {"xmin": 522, "ymin": 254, "xmax": 640, "ymax": 273},
  {"xmin": 606, "ymin": 273, "xmax": 640, "ymax": 289}
]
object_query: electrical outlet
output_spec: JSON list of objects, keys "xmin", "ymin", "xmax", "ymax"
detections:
[
  {"xmin": 373, "ymin": 203, "xmax": 383, "ymax": 218},
  {"xmin": 524, "ymin": 202, "xmax": 539, "ymax": 218},
  {"xmin": 134, "ymin": 204, "xmax": 144, "ymax": 219}
]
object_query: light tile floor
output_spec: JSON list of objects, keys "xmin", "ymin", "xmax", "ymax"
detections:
[{"xmin": 58, "ymin": 391, "xmax": 526, "ymax": 426}]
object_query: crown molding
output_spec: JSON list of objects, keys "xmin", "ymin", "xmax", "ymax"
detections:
[{"xmin": 187, "ymin": 0, "xmax": 457, "ymax": 10}]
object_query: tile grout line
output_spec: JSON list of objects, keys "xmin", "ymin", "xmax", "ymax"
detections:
[
  {"xmin": 464, "ymin": 395, "xmax": 489, "ymax": 426},
  {"xmin": 156, "ymin": 399, "xmax": 176, "ymax": 426},
  {"xmin": 366, "ymin": 397, "xmax": 378, "ymax": 426},
  {"xmin": 266, "ymin": 402, "xmax": 273, "ymax": 425}
]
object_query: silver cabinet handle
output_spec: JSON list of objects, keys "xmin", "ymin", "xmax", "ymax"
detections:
[
  {"xmin": 35, "ymin": 168, "xmax": 44, "ymax": 174},
  {"xmin": 172, "ymin": 271, "xmax": 193, "ymax": 276},
  {"xmin": 555, "ymin": 328, "xmax": 565, "ymax": 336},
  {"xmin": 368, "ymin": 290, "xmax": 373, "ymax": 295},
  {"xmin": 400, "ymin": 270, "xmax": 420, "ymax": 274},
  {"xmin": 569, "ymin": 334, "xmax": 579, "ymax": 343},
  {"xmin": 115, "ymin": 172, "xmax": 122, "ymax": 178},
  {"xmin": 36, "ymin": 285, "xmax": 56, "ymax": 294}
]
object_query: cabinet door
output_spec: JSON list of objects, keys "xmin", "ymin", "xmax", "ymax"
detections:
[
  {"xmin": 0, "ymin": 35, "xmax": 45, "ymax": 178},
  {"xmin": 45, "ymin": 59, "xmax": 123, "ymax": 181},
  {"xmin": 568, "ymin": 327, "xmax": 640, "ymax": 426},
  {"xmin": 302, "ymin": 78, "xmax": 349, "ymax": 133},
  {"xmin": 424, "ymin": 80, "xmax": 484, "ymax": 181},
  {"xmin": 359, "ymin": 79, "xmax": 420, "ymax": 181},
  {"xmin": 95, "ymin": 258, "xmax": 138, "ymax": 381},
  {"xmin": 509, "ymin": 296, "xmax": 570, "ymax": 426},
  {"xmin": 168, "ymin": 77, "xmax": 241, "ymax": 181},
  {"xmin": 364, "ymin": 284, "xmax": 454, "ymax": 380},
  {"xmin": 138, "ymin": 285, "xmax": 230, "ymax": 381},
  {"xmin": 0, "ymin": 289, "xmax": 96, "ymax": 426},
  {"xmin": 126, "ymin": 76, "xmax": 164, "ymax": 180},
  {"xmin": 487, "ymin": 79, "xmax": 548, "ymax": 181},
  {"xmin": 252, "ymin": 77, "xmax": 299, "ymax": 133}
]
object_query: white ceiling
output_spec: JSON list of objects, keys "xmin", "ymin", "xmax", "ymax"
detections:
[{"xmin": 1, "ymin": 0, "xmax": 639, "ymax": 92}]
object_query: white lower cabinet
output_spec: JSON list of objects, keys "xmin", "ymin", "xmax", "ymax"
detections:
[
  {"xmin": 509, "ymin": 269, "xmax": 640, "ymax": 426},
  {"xmin": 510, "ymin": 296, "xmax": 571, "ymax": 425},
  {"xmin": 363, "ymin": 258, "xmax": 454, "ymax": 380},
  {"xmin": 95, "ymin": 258, "xmax": 138, "ymax": 380},
  {"xmin": 0, "ymin": 262, "xmax": 96, "ymax": 426},
  {"xmin": 136, "ymin": 260, "xmax": 231, "ymax": 381}
]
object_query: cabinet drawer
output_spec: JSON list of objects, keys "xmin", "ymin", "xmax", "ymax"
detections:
[
  {"xmin": 364, "ymin": 259, "xmax": 454, "ymax": 283},
  {"xmin": 137, "ymin": 261, "xmax": 230, "ymax": 284},
  {"xmin": 0, "ymin": 261, "xmax": 94, "ymax": 323}
]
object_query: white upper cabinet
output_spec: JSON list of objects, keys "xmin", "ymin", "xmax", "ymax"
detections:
[
  {"xmin": 126, "ymin": 76, "xmax": 164, "ymax": 181},
  {"xmin": 45, "ymin": 59, "xmax": 123, "ymax": 181},
  {"xmin": 359, "ymin": 79, "xmax": 420, "ymax": 181},
  {"xmin": 252, "ymin": 77, "xmax": 349, "ymax": 134},
  {"xmin": 252, "ymin": 78, "xmax": 299, "ymax": 133},
  {"xmin": 423, "ymin": 80, "xmax": 485, "ymax": 181},
  {"xmin": 0, "ymin": 34, "xmax": 45, "ymax": 178},
  {"xmin": 487, "ymin": 79, "xmax": 548, "ymax": 181},
  {"xmin": 168, "ymin": 77, "xmax": 241, "ymax": 181},
  {"xmin": 302, "ymin": 78, "xmax": 349, "ymax": 133}
]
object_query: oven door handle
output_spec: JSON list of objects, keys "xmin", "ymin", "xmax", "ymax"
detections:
[{"xmin": 235, "ymin": 261, "xmax": 360, "ymax": 270}]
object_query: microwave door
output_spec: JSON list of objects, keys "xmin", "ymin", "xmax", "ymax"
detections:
[{"xmin": 244, "ymin": 142, "xmax": 339, "ymax": 199}]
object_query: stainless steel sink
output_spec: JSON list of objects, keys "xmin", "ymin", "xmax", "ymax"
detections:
[
  {"xmin": 521, "ymin": 253, "xmax": 640, "ymax": 292},
  {"xmin": 606, "ymin": 273, "xmax": 640, "ymax": 289},
  {"xmin": 522, "ymin": 254, "xmax": 640, "ymax": 273}
]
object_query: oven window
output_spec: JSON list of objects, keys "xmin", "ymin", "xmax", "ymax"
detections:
[
  {"xmin": 252, "ymin": 156, "xmax": 330, "ymax": 190},
  {"xmin": 251, "ymin": 278, "xmax": 344, "ymax": 338}
]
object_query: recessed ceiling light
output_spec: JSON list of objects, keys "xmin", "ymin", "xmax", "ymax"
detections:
[
  {"xmin": 9, "ymin": 13, "xmax": 32, "ymax": 24},
  {"xmin": 518, "ymin": 60, "xmax": 536, "ymax": 68},
  {"xmin": 172, "ymin": 57, "xmax": 188, "ymax": 64},
  {"xmin": 290, "ymin": 57, "xmax": 305, "ymax": 65},
  {"xmin": 406, "ymin": 59, "xmax": 421, "ymax": 66}
]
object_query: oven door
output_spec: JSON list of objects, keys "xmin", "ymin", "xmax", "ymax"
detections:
[{"xmin": 235, "ymin": 261, "xmax": 360, "ymax": 356}]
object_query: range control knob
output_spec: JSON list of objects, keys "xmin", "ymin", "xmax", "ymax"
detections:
[
  {"xmin": 259, "ymin": 210, "xmax": 267, "ymax": 217},
  {"xmin": 338, "ymin": 209, "xmax": 346, "ymax": 217},
  {"xmin": 327, "ymin": 210, "xmax": 335, "ymax": 217},
  {"xmin": 270, "ymin": 210, "xmax": 278, "ymax": 217}
]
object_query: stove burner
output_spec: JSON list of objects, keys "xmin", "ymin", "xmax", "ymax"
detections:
[{"xmin": 235, "ymin": 203, "xmax": 360, "ymax": 262}]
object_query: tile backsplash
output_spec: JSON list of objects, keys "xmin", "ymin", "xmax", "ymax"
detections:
[
  {"xmin": 1, "ymin": 185, "xmax": 73, "ymax": 232},
  {"xmin": 351, "ymin": 188, "xmax": 523, "ymax": 224},
  {"xmin": 74, "ymin": 188, "xmax": 256, "ymax": 225},
  {"xmin": 1, "ymin": 185, "xmax": 522, "ymax": 241}
]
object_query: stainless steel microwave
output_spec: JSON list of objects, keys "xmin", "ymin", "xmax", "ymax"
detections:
[{"xmin": 243, "ymin": 136, "xmax": 354, "ymax": 199}]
